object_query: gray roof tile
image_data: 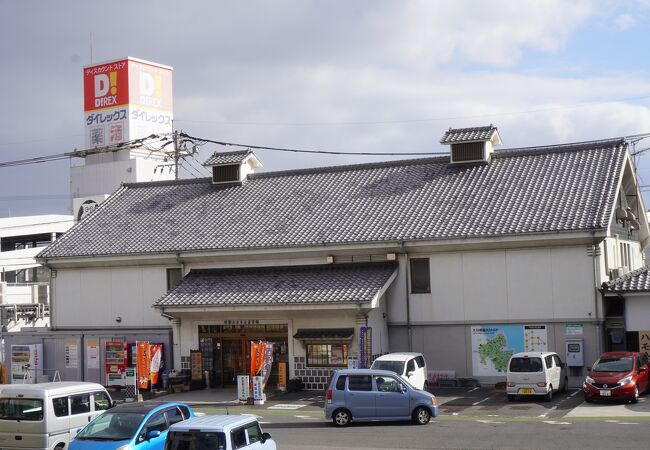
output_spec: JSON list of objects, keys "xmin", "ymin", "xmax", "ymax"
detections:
[
  {"xmin": 154, "ymin": 263, "xmax": 397, "ymax": 307},
  {"xmin": 203, "ymin": 149, "xmax": 254, "ymax": 166},
  {"xmin": 440, "ymin": 125, "xmax": 497, "ymax": 144},
  {"xmin": 39, "ymin": 138, "xmax": 627, "ymax": 258},
  {"xmin": 604, "ymin": 266, "xmax": 650, "ymax": 293}
]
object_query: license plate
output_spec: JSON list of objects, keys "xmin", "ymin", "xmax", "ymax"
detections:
[
  {"xmin": 519, "ymin": 388, "xmax": 534, "ymax": 394},
  {"xmin": 600, "ymin": 389, "xmax": 611, "ymax": 397}
]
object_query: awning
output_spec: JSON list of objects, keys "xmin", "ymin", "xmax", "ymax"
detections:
[
  {"xmin": 154, "ymin": 262, "xmax": 397, "ymax": 308},
  {"xmin": 293, "ymin": 328, "xmax": 355, "ymax": 341}
]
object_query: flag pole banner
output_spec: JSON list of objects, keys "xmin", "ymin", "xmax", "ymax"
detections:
[
  {"xmin": 150, "ymin": 344, "xmax": 162, "ymax": 386},
  {"xmin": 261, "ymin": 343, "xmax": 274, "ymax": 388},
  {"xmin": 136, "ymin": 341, "xmax": 151, "ymax": 389}
]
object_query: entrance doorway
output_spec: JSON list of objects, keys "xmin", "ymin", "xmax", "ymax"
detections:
[{"xmin": 198, "ymin": 324, "xmax": 288, "ymax": 387}]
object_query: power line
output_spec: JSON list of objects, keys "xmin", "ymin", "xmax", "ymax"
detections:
[{"xmin": 180, "ymin": 133, "xmax": 444, "ymax": 156}]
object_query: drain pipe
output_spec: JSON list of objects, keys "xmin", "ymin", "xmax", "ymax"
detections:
[
  {"xmin": 591, "ymin": 240, "xmax": 603, "ymax": 356},
  {"xmin": 401, "ymin": 241, "xmax": 413, "ymax": 352}
]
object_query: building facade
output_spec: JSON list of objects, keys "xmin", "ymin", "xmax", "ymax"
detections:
[{"xmin": 23, "ymin": 127, "xmax": 648, "ymax": 389}]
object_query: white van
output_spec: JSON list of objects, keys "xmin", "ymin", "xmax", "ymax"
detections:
[
  {"xmin": 506, "ymin": 352, "xmax": 568, "ymax": 401},
  {"xmin": 0, "ymin": 382, "xmax": 113, "ymax": 450},
  {"xmin": 370, "ymin": 352, "xmax": 428, "ymax": 390}
]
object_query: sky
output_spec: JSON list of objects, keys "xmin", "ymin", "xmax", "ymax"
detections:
[{"xmin": 2, "ymin": 0, "xmax": 650, "ymax": 217}]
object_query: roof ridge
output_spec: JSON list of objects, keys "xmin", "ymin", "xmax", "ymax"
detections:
[
  {"xmin": 495, "ymin": 137, "xmax": 626, "ymax": 157},
  {"xmin": 608, "ymin": 265, "xmax": 650, "ymax": 285}
]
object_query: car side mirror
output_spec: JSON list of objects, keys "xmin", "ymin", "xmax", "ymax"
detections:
[
  {"xmin": 147, "ymin": 430, "xmax": 161, "ymax": 440},
  {"xmin": 111, "ymin": 400, "xmax": 118, "ymax": 408},
  {"xmin": 261, "ymin": 432, "xmax": 272, "ymax": 443},
  {"xmin": 640, "ymin": 366, "xmax": 647, "ymax": 373},
  {"xmin": 401, "ymin": 384, "xmax": 408, "ymax": 393}
]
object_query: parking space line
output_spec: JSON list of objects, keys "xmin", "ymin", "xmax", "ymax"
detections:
[
  {"xmin": 468, "ymin": 387, "xmax": 479, "ymax": 393},
  {"xmin": 472, "ymin": 394, "xmax": 495, "ymax": 406}
]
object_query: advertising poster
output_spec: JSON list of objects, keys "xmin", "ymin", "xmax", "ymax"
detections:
[
  {"xmin": 471, "ymin": 325, "xmax": 547, "ymax": 376},
  {"xmin": 137, "ymin": 342, "xmax": 151, "ymax": 389},
  {"xmin": 250, "ymin": 341, "xmax": 265, "ymax": 377},
  {"xmin": 261, "ymin": 343, "xmax": 274, "ymax": 388},
  {"xmin": 190, "ymin": 350, "xmax": 202, "ymax": 382},
  {"xmin": 87, "ymin": 341, "xmax": 99, "ymax": 369},
  {"xmin": 65, "ymin": 342, "xmax": 79, "ymax": 369},
  {"xmin": 640, "ymin": 331, "xmax": 650, "ymax": 358}
]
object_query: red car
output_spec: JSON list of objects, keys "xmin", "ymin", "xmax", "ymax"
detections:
[{"xmin": 583, "ymin": 351, "xmax": 650, "ymax": 403}]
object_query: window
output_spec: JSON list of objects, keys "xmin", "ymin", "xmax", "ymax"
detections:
[
  {"xmin": 245, "ymin": 422, "xmax": 262, "ymax": 444},
  {"xmin": 335, "ymin": 375, "xmax": 347, "ymax": 390},
  {"xmin": 410, "ymin": 258, "xmax": 430, "ymax": 293},
  {"xmin": 70, "ymin": 394, "xmax": 90, "ymax": 415},
  {"xmin": 0, "ymin": 398, "xmax": 43, "ymax": 421},
  {"xmin": 93, "ymin": 391, "xmax": 111, "ymax": 411},
  {"xmin": 52, "ymin": 397, "xmax": 69, "ymax": 417},
  {"xmin": 553, "ymin": 355, "xmax": 563, "ymax": 367},
  {"xmin": 167, "ymin": 268, "xmax": 183, "ymax": 291},
  {"xmin": 374, "ymin": 375, "xmax": 402, "ymax": 393},
  {"xmin": 166, "ymin": 407, "xmax": 184, "ymax": 425},
  {"xmin": 306, "ymin": 343, "xmax": 349, "ymax": 367},
  {"xmin": 545, "ymin": 355, "xmax": 554, "ymax": 368},
  {"xmin": 178, "ymin": 405, "xmax": 191, "ymax": 419},
  {"xmin": 406, "ymin": 359, "xmax": 416, "ymax": 374},
  {"xmin": 348, "ymin": 375, "xmax": 372, "ymax": 391},
  {"xmin": 166, "ymin": 431, "xmax": 227, "ymax": 450},
  {"xmin": 416, "ymin": 356, "xmax": 426, "ymax": 368},
  {"xmin": 231, "ymin": 427, "xmax": 248, "ymax": 449},
  {"xmin": 509, "ymin": 357, "xmax": 543, "ymax": 372},
  {"xmin": 139, "ymin": 412, "xmax": 167, "ymax": 442}
]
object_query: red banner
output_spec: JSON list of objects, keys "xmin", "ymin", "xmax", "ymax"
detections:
[
  {"xmin": 137, "ymin": 342, "xmax": 150, "ymax": 389},
  {"xmin": 250, "ymin": 341, "xmax": 265, "ymax": 377}
]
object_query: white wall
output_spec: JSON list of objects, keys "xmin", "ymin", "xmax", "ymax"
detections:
[
  {"xmin": 54, "ymin": 266, "xmax": 169, "ymax": 328},
  {"xmin": 388, "ymin": 246, "xmax": 596, "ymax": 324},
  {"xmin": 624, "ymin": 296, "xmax": 650, "ymax": 331}
]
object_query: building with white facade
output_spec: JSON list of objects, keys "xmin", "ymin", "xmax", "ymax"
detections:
[
  {"xmin": 0, "ymin": 215, "xmax": 73, "ymax": 332},
  {"xmin": 21, "ymin": 126, "xmax": 649, "ymax": 389}
]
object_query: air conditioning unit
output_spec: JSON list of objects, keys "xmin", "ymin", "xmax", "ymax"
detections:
[{"xmin": 609, "ymin": 267, "xmax": 627, "ymax": 279}]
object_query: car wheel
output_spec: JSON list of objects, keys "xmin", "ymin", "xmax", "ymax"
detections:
[
  {"xmin": 333, "ymin": 409, "xmax": 351, "ymax": 427},
  {"xmin": 412, "ymin": 406, "xmax": 431, "ymax": 425},
  {"xmin": 630, "ymin": 386, "xmax": 639, "ymax": 404},
  {"xmin": 561, "ymin": 377, "xmax": 569, "ymax": 393},
  {"xmin": 54, "ymin": 444, "xmax": 65, "ymax": 450},
  {"xmin": 507, "ymin": 394, "xmax": 516, "ymax": 402},
  {"xmin": 545, "ymin": 386, "xmax": 553, "ymax": 402}
]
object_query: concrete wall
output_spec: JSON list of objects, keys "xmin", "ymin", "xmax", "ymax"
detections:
[
  {"xmin": 54, "ymin": 266, "xmax": 169, "ymax": 328},
  {"xmin": 625, "ymin": 296, "xmax": 650, "ymax": 331}
]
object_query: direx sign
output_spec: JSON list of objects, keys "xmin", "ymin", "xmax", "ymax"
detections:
[
  {"xmin": 84, "ymin": 60, "xmax": 129, "ymax": 111},
  {"xmin": 83, "ymin": 58, "xmax": 173, "ymax": 112}
]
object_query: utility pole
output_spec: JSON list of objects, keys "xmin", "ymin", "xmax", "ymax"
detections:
[{"xmin": 173, "ymin": 130, "xmax": 180, "ymax": 180}]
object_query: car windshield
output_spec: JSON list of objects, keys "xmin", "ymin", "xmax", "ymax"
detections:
[
  {"xmin": 0, "ymin": 398, "xmax": 43, "ymax": 421},
  {"xmin": 593, "ymin": 356, "xmax": 634, "ymax": 373},
  {"xmin": 76, "ymin": 412, "xmax": 145, "ymax": 441},
  {"xmin": 509, "ymin": 357, "xmax": 543, "ymax": 372},
  {"xmin": 165, "ymin": 431, "xmax": 227, "ymax": 450},
  {"xmin": 371, "ymin": 360, "xmax": 405, "ymax": 375}
]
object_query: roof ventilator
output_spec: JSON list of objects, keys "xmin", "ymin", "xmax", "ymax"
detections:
[
  {"xmin": 440, "ymin": 125, "xmax": 502, "ymax": 164},
  {"xmin": 202, "ymin": 149, "xmax": 263, "ymax": 185}
]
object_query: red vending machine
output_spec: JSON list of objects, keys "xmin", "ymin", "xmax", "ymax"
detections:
[{"xmin": 105, "ymin": 341, "xmax": 128, "ymax": 387}]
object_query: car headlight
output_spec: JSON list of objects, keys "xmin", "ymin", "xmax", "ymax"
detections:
[
  {"xmin": 618, "ymin": 376, "xmax": 633, "ymax": 386},
  {"xmin": 431, "ymin": 397, "xmax": 437, "ymax": 406},
  {"xmin": 585, "ymin": 376, "xmax": 594, "ymax": 384}
]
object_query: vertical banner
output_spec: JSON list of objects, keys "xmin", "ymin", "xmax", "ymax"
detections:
[
  {"xmin": 359, "ymin": 327, "xmax": 372, "ymax": 369},
  {"xmin": 237, "ymin": 375, "xmax": 250, "ymax": 401},
  {"xmin": 261, "ymin": 343, "xmax": 274, "ymax": 388},
  {"xmin": 278, "ymin": 362, "xmax": 287, "ymax": 391},
  {"xmin": 252, "ymin": 376, "xmax": 264, "ymax": 404},
  {"xmin": 190, "ymin": 350, "xmax": 203, "ymax": 382},
  {"xmin": 640, "ymin": 331, "xmax": 650, "ymax": 358},
  {"xmin": 250, "ymin": 341, "xmax": 265, "ymax": 377},
  {"xmin": 137, "ymin": 342, "xmax": 151, "ymax": 389},
  {"xmin": 150, "ymin": 344, "xmax": 162, "ymax": 385}
]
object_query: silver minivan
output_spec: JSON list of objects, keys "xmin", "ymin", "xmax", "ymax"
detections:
[
  {"xmin": 0, "ymin": 382, "xmax": 113, "ymax": 450},
  {"xmin": 324, "ymin": 369, "xmax": 439, "ymax": 427}
]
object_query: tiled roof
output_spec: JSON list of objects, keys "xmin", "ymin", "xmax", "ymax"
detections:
[
  {"xmin": 440, "ymin": 125, "xmax": 497, "ymax": 144},
  {"xmin": 604, "ymin": 266, "xmax": 650, "ymax": 293},
  {"xmin": 154, "ymin": 263, "xmax": 397, "ymax": 307},
  {"xmin": 39, "ymin": 138, "xmax": 627, "ymax": 258},
  {"xmin": 203, "ymin": 149, "xmax": 253, "ymax": 166}
]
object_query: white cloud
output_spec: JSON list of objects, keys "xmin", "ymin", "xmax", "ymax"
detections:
[{"xmin": 615, "ymin": 13, "xmax": 637, "ymax": 30}]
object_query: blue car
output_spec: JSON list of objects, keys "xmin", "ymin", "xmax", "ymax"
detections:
[{"xmin": 70, "ymin": 402, "xmax": 194, "ymax": 450}]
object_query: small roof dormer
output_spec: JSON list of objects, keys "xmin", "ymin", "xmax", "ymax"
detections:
[
  {"xmin": 440, "ymin": 125, "xmax": 502, "ymax": 165},
  {"xmin": 202, "ymin": 149, "xmax": 263, "ymax": 185}
]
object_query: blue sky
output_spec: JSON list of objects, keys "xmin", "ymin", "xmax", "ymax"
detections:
[{"xmin": 2, "ymin": 0, "xmax": 650, "ymax": 216}]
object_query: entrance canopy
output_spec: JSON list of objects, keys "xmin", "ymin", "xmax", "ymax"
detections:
[{"xmin": 154, "ymin": 262, "xmax": 397, "ymax": 309}]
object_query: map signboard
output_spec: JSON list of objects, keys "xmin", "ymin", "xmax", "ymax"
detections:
[{"xmin": 471, "ymin": 325, "xmax": 547, "ymax": 376}]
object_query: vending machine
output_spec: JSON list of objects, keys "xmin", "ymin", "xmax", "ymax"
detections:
[
  {"xmin": 105, "ymin": 341, "xmax": 128, "ymax": 387},
  {"xmin": 10, "ymin": 344, "xmax": 43, "ymax": 384}
]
